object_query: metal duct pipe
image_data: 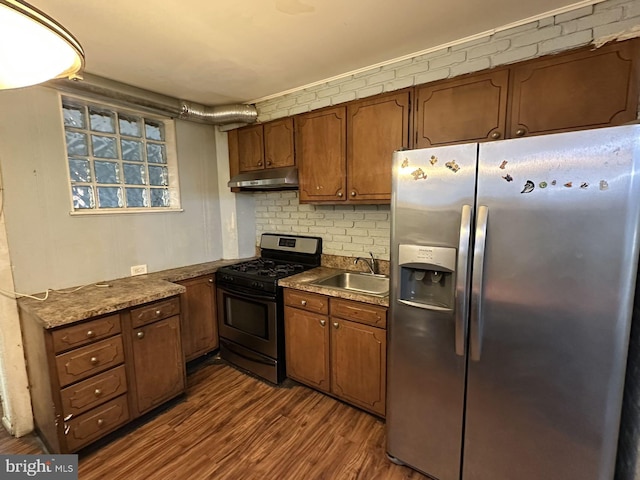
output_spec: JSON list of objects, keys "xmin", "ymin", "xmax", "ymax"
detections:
[
  {"xmin": 180, "ymin": 101, "xmax": 257, "ymax": 125},
  {"xmin": 47, "ymin": 73, "xmax": 258, "ymax": 126}
]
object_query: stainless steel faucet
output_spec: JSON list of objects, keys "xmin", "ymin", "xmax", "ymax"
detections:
[{"xmin": 355, "ymin": 251, "xmax": 377, "ymax": 275}]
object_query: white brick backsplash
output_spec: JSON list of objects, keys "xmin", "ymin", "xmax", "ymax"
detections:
[
  {"xmin": 555, "ymin": 5, "xmax": 594, "ymax": 23},
  {"xmin": 467, "ymin": 39, "xmax": 511, "ymax": 59},
  {"xmin": 539, "ymin": 30, "xmax": 593, "ymax": 54},
  {"xmin": 357, "ymin": 85, "xmax": 385, "ymax": 98},
  {"xmin": 451, "ymin": 57, "xmax": 492, "ymax": 77},
  {"xmin": 414, "ymin": 68, "xmax": 450, "ymax": 85},
  {"xmin": 250, "ymin": 0, "xmax": 633, "ymax": 261},
  {"xmin": 512, "ymin": 26, "xmax": 562, "ymax": 47},
  {"xmin": 429, "ymin": 51, "xmax": 467, "ymax": 69}
]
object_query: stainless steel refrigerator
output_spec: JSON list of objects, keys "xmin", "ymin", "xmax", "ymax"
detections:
[{"xmin": 386, "ymin": 125, "xmax": 640, "ymax": 480}]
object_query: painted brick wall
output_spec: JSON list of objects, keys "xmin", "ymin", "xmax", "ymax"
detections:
[{"xmin": 252, "ymin": 0, "xmax": 640, "ymax": 259}]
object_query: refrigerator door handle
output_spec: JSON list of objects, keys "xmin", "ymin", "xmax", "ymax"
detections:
[
  {"xmin": 454, "ymin": 204, "xmax": 472, "ymax": 356},
  {"xmin": 470, "ymin": 205, "xmax": 488, "ymax": 362}
]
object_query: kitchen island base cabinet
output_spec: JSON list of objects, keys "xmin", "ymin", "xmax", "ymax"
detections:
[
  {"xmin": 20, "ymin": 295, "xmax": 186, "ymax": 453},
  {"xmin": 284, "ymin": 289, "xmax": 387, "ymax": 417}
]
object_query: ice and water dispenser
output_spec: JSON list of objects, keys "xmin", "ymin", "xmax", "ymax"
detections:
[{"xmin": 398, "ymin": 244, "xmax": 457, "ymax": 310}]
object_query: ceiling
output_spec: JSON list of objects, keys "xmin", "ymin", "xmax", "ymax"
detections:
[{"xmin": 33, "ymin": 0, "xmax": 599, "ymax": 106}]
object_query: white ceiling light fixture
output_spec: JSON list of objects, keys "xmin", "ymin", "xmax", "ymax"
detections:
[{"xmin": 0, "ymin": 0, "xmax": 84, "ymax": 90}]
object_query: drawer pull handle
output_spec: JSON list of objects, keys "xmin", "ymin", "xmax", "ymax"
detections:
[
  {"xmin": 97, "ymin": 418, "xmax": 105, "ymax": 427},
  {"xmin": 86, "ymin": 330, "xmax": 95, "ymax": 338},
  {"xmin": 333, "ymin": 322, "xmax": 339, "ymax": 329},
  {"xmin": 301, "ymin": 300, "xmax": 307, "ymax": 306},
  {"xmin": 137, "ymin": 331, "xmax": 145, "ymax": 339},
  {"xmin": 320, "ymin": 319, "xmax": 326, "ymax": 327},
  {"xmin": 90, "ymin": 357, "xmax": 99, "ymax": 365},
  {"xmin": 94, "ymin": 389, "xmax": 102, "ymax": 397},
  {"xmin": 155, "ymin": 310, "xmax": 162, "ymax": 316}
]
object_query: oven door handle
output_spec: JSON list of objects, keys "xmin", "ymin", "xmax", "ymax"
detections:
[{"xmin": 218, "ymin": 284, "xmax": 277, "ymax": 302}]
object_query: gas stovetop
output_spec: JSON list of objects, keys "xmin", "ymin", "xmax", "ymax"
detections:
[{"xmin": 216, "ymin": 234, "xmax": 323, "ymax": 294}]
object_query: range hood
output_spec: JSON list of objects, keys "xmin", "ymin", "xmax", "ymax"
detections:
[{"xmin": 228, "ymin": 166, "xmax": 299, "ymax": 189}]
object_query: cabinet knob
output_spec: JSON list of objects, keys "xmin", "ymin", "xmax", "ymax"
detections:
[
  {"xmin": 515, "ymin": 128, "xmax": 526, "ymax": 137},
  {"xmin": 97, "ymin": 418, "xmax": 105, "ymax": 427},
  {"xmin": 350, "ymin": 191, "xmax": 356, "ymax": 197},
  {"xmin": 155, "ymin": 310, "xmax": 161, "ymax": 316},
  {"xmin": 491, "ymin": 132, "xmax": 501, "ymax": 139},
  {"xmin": 86, "ymin": 330, "xmax": 95, "ymax": 338},
  {"xmin": 90, "ymin": 357, "xmax": 99, "ymax": 365},
  {"xmin": 258, "ymin": 161, "xmax": 263, "ymax": 167},
  {"xmin": 266, "ymin": 161, "xmax": 272, "ymax": 166},
  {"xmin": 337, "ymin": 192, "xmax": 343, "ymax": 198},
  {"xmin": 208, "ymin": 278, "xmax": 214, "ymax": 283},
  {"xmin": 301, "ymin": 300, "xmax": 307, "ymax": 306},
  {"xmin": 333, "ymin": 322, "xmax": 339, "ymax": 329},
  {"xmin": 94, "ymin": 389, "xmax": 102, "ymax": 397},
  {"xmin": 320, "ymin": 319, "xmax": 326, "ymax": 327},
  {"xmin": 137, "ymin": 331, "xmax": 145, "ymax": 339}
]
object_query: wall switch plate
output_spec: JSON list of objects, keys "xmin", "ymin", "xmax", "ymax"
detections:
[{"xmin": 130, "ymin": 264, "xmax": 147, "ymax": 276}]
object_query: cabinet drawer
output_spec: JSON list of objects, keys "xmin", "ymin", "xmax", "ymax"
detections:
[
  {"xmin": 130, "ymin": 297, "xmax": 180, "ymax": 328},
  {"xmin": 284, "ymin": 289, "xmax": 328, "ymax": 315},
  {"xmin": 64, "ymin": 394, "xmax": 129, "ymax": 452},
  {"xmin": 51, "ymin": 314, "xmax": 121, "ymax": 353},
  {"xmin": 330, "ymin": 298, "xmax": 387, "ymax": 328},
  {"xmin": 56, "ymin": 336, "xmax": 125, "ymax": 387},
  {"xmin": 60, "ymin": 365, "xmax": 128, "ymax": 418}
]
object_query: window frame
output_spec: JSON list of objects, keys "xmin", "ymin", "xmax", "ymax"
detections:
[{"xmin": 59, "ymin": 93, "xmax": 182, "ymax": 215}]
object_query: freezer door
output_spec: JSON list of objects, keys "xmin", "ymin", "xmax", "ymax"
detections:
[
  {"xmin": 463, "ymin": 125, "xmax": 640, "ymax": 480},
  {"xmin": 387, "ymin": 144, "xmax": 477, "ymax": 480}
]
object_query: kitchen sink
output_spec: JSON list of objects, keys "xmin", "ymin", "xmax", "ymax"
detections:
[{"xmin": 311, "ymin": 272, "xmax": 389, "ymax": 297}]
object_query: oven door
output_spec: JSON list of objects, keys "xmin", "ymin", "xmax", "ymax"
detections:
[{"xmin": 216, "ymin": 284, "xmax": 278, "ymax": 359}]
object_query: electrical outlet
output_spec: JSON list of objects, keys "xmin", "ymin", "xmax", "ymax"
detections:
[{"xmin": 130, "ymin": 264, "xmax": 147, "ymax": 276}]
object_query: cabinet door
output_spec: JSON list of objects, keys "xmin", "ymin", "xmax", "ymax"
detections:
[
  {"xmin": 331, "ymin": 319, "xmax": 386, "ymax": 416},
  {"xmin": 131, "ymin": 316, "xmax": 185, "ymax": 415},
  {"xmin": 296, "ymin": 106, "xmax": 346, "ymax": 203},
  {"xmin": 179, "ymin": 275, "xmax": 218, "ymax": 361},
  {"xmin": 264, "ymin": 117, "xmax": 295, "ymax": 169},
  {"xmin": 509, "ymin": 39, "xmax": 639, "ymax": 138},
  {"xmin": 347, "ymin": 90, "xmax": 411, "ymax": 202},
  {"xmin": 415, "ymin": 69, "xmax": 509, "ymax": 147},
  {"xmin": 238, "ymin": 124, "xmax": 265, "ymax": 172},
  {"xmin": 284, "ymin": 306, "xmax": 330, "ymax": 392}
]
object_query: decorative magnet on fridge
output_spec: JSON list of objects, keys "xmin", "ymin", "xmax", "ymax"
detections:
[
  {"xmin": 410, "ymin": 168, "xmax": 427, "ymax": 180},
  {"xmin": 430, "ymin": 155, "xmax": 438, "ymax": 165},
  {"xmin": 502, "ymin": 174, "xmax": 513, "ymax": 182},
  {"xmin": 445, "ymin": 160, "xmax": 460, "ymax": 173},
  {"xmin": 499, "ymin": 160, "xmax": 508, "ymax": 170},
  {"xmin": 401, "ymin": 158, "xmax": 409, "ymax": 168},
  {"xmin": 521, "ymin": 180, "xmax": 535, "ymax": 194}
]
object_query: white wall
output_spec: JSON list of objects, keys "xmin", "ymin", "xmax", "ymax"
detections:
[
  {"xmin": 0, "ymin": 87, "xmax": 226, "ymax": 294},
  {"xmin": 251, "ymin": 0, "xmax": 640, "ymax": 260}
]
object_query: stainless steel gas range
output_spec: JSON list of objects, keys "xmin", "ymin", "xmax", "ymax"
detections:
[{"xmin": 215, "ymin": 233, "xmax": 322, "ymax": 384}]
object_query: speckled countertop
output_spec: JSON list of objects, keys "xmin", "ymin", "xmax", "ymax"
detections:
[
  {"xmin": 278, "ymin": 267, "xmax": 389, "ymax": 307},
  {"xmin": 18, "ymin": 258, "xmax": 250, "ymax": 329}
]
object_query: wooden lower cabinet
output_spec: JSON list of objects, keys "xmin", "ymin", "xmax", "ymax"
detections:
[
  {"xmin": 20, "ymin": 295, "xmax": 186, "ymax": 453},
  {"xmin": 284, "ymin": 288, "xmax": 387, "ymax": 417},
  {"xmin": 178, "ymin": 275, "xmax": 219, "ymax": 361},
  {"xmin": 130, "ymin": 315, "xmax": 185, "ymax": 415}
]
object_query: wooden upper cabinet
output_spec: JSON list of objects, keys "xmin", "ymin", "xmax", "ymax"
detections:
[
  {"xmin": 264, "ymin": 117, "xmax": 295, "ymax": 169},
  {"xmin": 295, "ymin": 106, "xmax": 347, "ymax": 203},
  {"xmin": 509, "ymin": 39, "xmax": 640, "ymax": 138},
  {"xmin": 415, "ymin": 69, "xmax": 509, "ymax": 147},
  {"xmin": 237, "ymin": 124, "xmax": 264, "ymax": 172},
  {"xmin": 347, "ymin": 90, "xmax": 411, "ymax": 202},
  {"xmin": 235, "ymin": 117, "xmax": 295, "ymax": 173}
]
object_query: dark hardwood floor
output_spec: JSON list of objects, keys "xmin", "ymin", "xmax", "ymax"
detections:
[{"xmin": 1, "ymin": 358, "xmax": 427, "ymax": 479}]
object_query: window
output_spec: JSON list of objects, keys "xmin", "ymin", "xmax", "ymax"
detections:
[{"xmin": 61, "ymin": 96, "xmax": 181, "ymax": 213}]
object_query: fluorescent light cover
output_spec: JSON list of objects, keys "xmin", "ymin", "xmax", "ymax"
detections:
[{"xmin": 0, "ymin": 0, "xmax": 84, "ymax": 89}]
